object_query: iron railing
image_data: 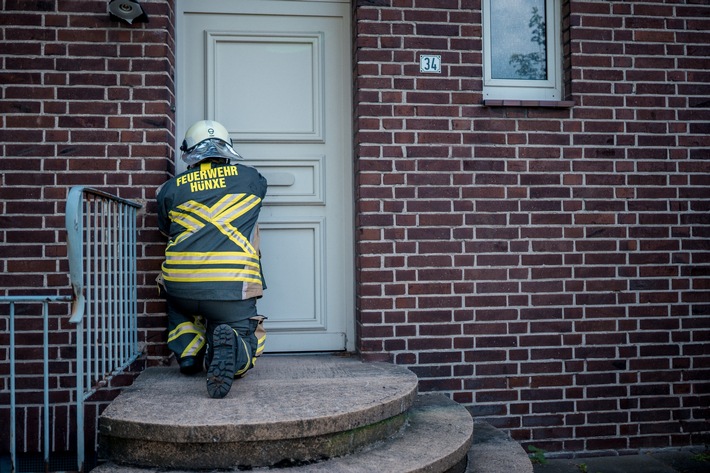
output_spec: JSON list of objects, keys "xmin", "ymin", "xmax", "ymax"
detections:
[
  {"xmin": 1, "ymin": 186, "xmax": 142, "ymax": 473},
  {"xmin": 65, "ymin": 186, "xmax": 142, "ymax": 472}
]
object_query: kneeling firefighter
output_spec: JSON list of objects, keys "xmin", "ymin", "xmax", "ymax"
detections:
[{"xmin": 157, "ymin": 119, "xmax": 267, "ymax": 399}]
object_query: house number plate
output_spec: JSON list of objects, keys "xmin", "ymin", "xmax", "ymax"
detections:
[{"xmin": 420, "ymin": 54, "xmax": 441, "ymax": 73}]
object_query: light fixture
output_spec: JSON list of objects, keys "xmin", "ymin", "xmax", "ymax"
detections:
[{"xmin": 108, "ymin": 0, "xmax": 148, "ymax": 25}]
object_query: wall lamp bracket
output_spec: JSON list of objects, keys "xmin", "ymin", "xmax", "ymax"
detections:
[{"xmin": 109, "ymin": 0, "xmax": 149, "ymax": 25}]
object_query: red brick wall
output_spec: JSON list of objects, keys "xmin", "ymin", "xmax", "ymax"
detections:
[
  {"xmin": 0, "ymin": 0, "xmax": 175, "ymax": 458},
  {"xmin": 354, "ymin": 0, "xmax": 710, "ymax": 454}
]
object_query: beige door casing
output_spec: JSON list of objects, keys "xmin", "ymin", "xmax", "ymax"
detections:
[{"xmin": 176, "ymin": 0, "xmax": 354, "ymax": 352}]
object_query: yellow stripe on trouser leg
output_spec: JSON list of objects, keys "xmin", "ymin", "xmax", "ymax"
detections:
[
  {"xmin": 250, "ymin": 315, "xmax": 267, "ymax": 357},
  {"xmin": 235, "ymin": 337, "xmax": 253, "ymax": 378},
  {"xmin": 182, "ymin": 333, "xmax": 206, "ymax": 358},
  {"xmin": 168, "ymin": 318, "xmax": 206, "ymax": 360},
  {"xmin": 256, "ymin": 333, "xmax": 266, "ymax": 356}
]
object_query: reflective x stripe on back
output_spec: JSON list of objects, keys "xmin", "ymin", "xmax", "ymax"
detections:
[{"xmin": 168, "ymin": 193, "xmax": 261, "ymax": 253}]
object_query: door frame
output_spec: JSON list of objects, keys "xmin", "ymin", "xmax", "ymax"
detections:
[{"xmin": 175, "ymin": 0, "xmax": 356, "ymax": 352}]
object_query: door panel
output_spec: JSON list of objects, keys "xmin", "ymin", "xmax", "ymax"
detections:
[
  {"xmin": 177, "ymin": 0, "xmax": 353, "ymax": 352},
  {"xmin": 207, "ymin": 31, "xmax": 324, "ymax": 141},
  {"xmin": 248, "ymin": 157, "xmax": 324, "ymax": 204}
]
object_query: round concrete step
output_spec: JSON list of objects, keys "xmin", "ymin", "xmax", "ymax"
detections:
[
  {"xmin": 94, "ymin": 394, "xmax": 473, "ymax": 473},
  {"xmin": 99, "ymin": 355, "xmax": 419, "ymax": 469}
]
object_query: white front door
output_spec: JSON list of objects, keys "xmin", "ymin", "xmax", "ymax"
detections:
[{"xmin": 177, "ymin": 0, "xmax": 354, "ymax": 352}]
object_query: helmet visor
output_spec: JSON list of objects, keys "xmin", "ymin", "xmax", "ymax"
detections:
[{"xmin": 181, "ymin": 139, "xmax": 243, "ymax": 166}]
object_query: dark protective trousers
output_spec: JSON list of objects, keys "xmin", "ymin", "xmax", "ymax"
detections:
[{"xmin": 166, "ymin": 294, "xmax": 265, "ymax": 377}]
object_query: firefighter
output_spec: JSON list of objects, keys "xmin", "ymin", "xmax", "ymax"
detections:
[{"xmin": 157, "ymin": 119, "xmax": 267, "ymax": 399}]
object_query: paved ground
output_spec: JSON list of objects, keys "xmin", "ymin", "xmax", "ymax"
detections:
[{"xmin": 532, "ymin": 447, "xmax": 710, "ymax": 473}]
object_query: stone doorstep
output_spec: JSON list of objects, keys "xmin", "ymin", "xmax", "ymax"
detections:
[
  {"xmin": 93, "ymin": 393, "xmax": 474, "ymax": 473},
  {"xmin": 99, "ymin": 355, "xmax": 422, "ymax": 468},
  {"xmin": 93, "ymin": 355, "xmax": 530, "ymax": 472},
  {"xmin": 99, "ymin": 356, "xmax": 419, "ymax": 442}
]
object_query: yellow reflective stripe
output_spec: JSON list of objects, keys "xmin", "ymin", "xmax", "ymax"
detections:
[
  {"xmin": 166, "ymin": 258, "xmax": 260, "ymax": 268},
  {"xmin": 165, "ymin": 260, "xmax": 260, "ymax": 268},
  {"xmin": 212, "ymin": 194, "xmax": 246, "ymax": 217},
  {"xmin": 167, "ymin": 212, "xmax": 205, "ymax": 248},
  {"xmin": 166, "ymin": 250, "xmax": 255, "ymax": 258},
  {"xmin": 182, "ymin": 334, "xmax": 206, "ymax": 358},
  {"xmin": 168, "ymin": 321, "xmax": 204, "ymax": 342},
  {"xmin": 170, "ymin": 211, "xmax": 204, "ymax": 231},
  {"xmin": 178, "ymin": 194, "xmax": 253, "ymax": 223},
  {"xmin": 164, "ymin": 274, "xmax": 262, "ymax": 284},
  {"xmin": 235, "ymin": 338, "xmax": 252, "ymax": 376},
  {"xmin": 216, "ymin": 195, "xmax": 260, "ymax": 223},
  {"xmin": 167, "ymin": 194, "xmax": 262, "ymax": 254},
  {"xmin": 165, "ymin": 276, "xmax": 263, "ymax": 284},
  {"xmin": 164, "ymin": 252, "xmax": 259, "ymax": 267},
  {"xmin": 177, "ymin": 199, "xmax": 215, "ymax": 221},
  {"xmin": 215, "ymin": 224, "xmax": 256, "ymax": 255},
  {"xmin": 163, "ymin": 267, "xmax": 262, "ymax": 277},
  {"xmin": 212, "ymin": 196, "xmax": 260, "ymax": 254},
  {"xmin": 168, "ymin": 318, "xmax": 206, "ymax": 359},
  {"xmin": 256, "ymin": 334, "xmax": 266, "ymax": 355},
  {"xmin": 163, "ymin": 269, "xmax": 263, "ymax": 284}
]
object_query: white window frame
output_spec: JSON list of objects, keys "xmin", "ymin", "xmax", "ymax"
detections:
[{"xmin": 482, "ymin": 0, "xmax": 562, "ymax": 101}]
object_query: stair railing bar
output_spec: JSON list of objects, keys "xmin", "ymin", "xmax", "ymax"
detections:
[
  {"xmin": 87, "ymin": 197, "xmax": 94, "ymax": 389},
  {"xmin": 123, "ymin": 205, "xmax": 130, "ymax": 364},
  {"xmin": 66, "ymin": 186, "xmax": 142, "ymax": 473},
  {"xmin": 131, "ymin": 203, "xmax": 138, "ymax": 363},
  {"xmin": 100, "ymin": 202, "xmax": 107, "ymax": 384},
  {"xmin": 42, "ymin": 299, "xmax": 49, "ymax": 471},
  {"xmin": 115, "ymin": 207, "xmax": 122, "ymax": 369},
  {"xmin": 108, "ymin": 203, "xmax": 115, "ymax": 380}
]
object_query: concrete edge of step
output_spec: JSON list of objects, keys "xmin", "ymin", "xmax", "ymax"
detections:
[
  {"xmin": 99, "ymin": 358, "xmax": 420, "ymax": 443},
  {"xmin": 466, "ymin": 419, "xmax": 534, "ymax": 473}
]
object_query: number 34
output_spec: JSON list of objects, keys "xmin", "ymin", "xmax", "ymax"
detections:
[{"xmin": 420, "ymin": 55, "xmax": 441, "ymax": 73}]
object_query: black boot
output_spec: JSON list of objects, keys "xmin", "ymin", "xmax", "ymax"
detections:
[
  {"xmin": 206, "ymin": 324, "xmax": 236, "ymax": 398},
  {"xmin": 179, "ymin": 356, "xmax": 203, "ymax": 375}
]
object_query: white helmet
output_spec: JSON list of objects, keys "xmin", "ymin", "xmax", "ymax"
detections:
[
  {"xmin": 180, "ymin": 120, "xmax": 243, "ymax": 166},
  {"xmin": 180, "ymin": 120, "xmax": 231, "ymax": 151}
]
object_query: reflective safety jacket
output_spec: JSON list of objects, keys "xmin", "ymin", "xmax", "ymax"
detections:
[{"xmin": 157, "ymin": 161, "xmax": 268, "ymax": 301}]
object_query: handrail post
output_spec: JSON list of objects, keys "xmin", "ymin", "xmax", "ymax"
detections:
[
  {"xmin": 43, "ymin": 302, "xmax": 50, "ymax": 473},
  {"xmin": 10, "ymin": 302, "xmax": 16, "ymax": 473},
  {"xmin": 75, "ymin": 318, "xmax": 85, "ymax": 473}
]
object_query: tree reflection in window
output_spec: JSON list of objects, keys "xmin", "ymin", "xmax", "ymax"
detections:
[{"xmin": 491, "ymin": 0, "xmax": 547, "ymax": 81}]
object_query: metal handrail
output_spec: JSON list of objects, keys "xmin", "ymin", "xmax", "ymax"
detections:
[
  {"xmin": 2, "ymin": 295, "xmax": 72, "ymax": 473},
  {"xmin": 64, "ymin": 186, "xmax": 142, "ymax": 472}
]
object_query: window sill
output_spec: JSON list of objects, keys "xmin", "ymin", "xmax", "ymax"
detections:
[{"xmin": 483, "ymin": 99, "xmax": 575, "ymax": 108}]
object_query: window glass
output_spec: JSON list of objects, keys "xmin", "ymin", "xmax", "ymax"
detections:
[
  {"xmin": 490, "ymin": 0, "xmax": 547, "ymax": 81},
  {"xmin": 483, "ymin": 0, "xmax": 562, "ymax": 101}
]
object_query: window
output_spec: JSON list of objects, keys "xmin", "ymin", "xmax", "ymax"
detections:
[{"xmin": 482, "ymin": 0, "xmax": 562, "ymax": 102}]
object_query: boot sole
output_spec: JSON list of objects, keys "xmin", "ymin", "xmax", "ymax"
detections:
[{"xmin": 206, "ymin": 324, "xmax": 236, "ymax": 399}]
